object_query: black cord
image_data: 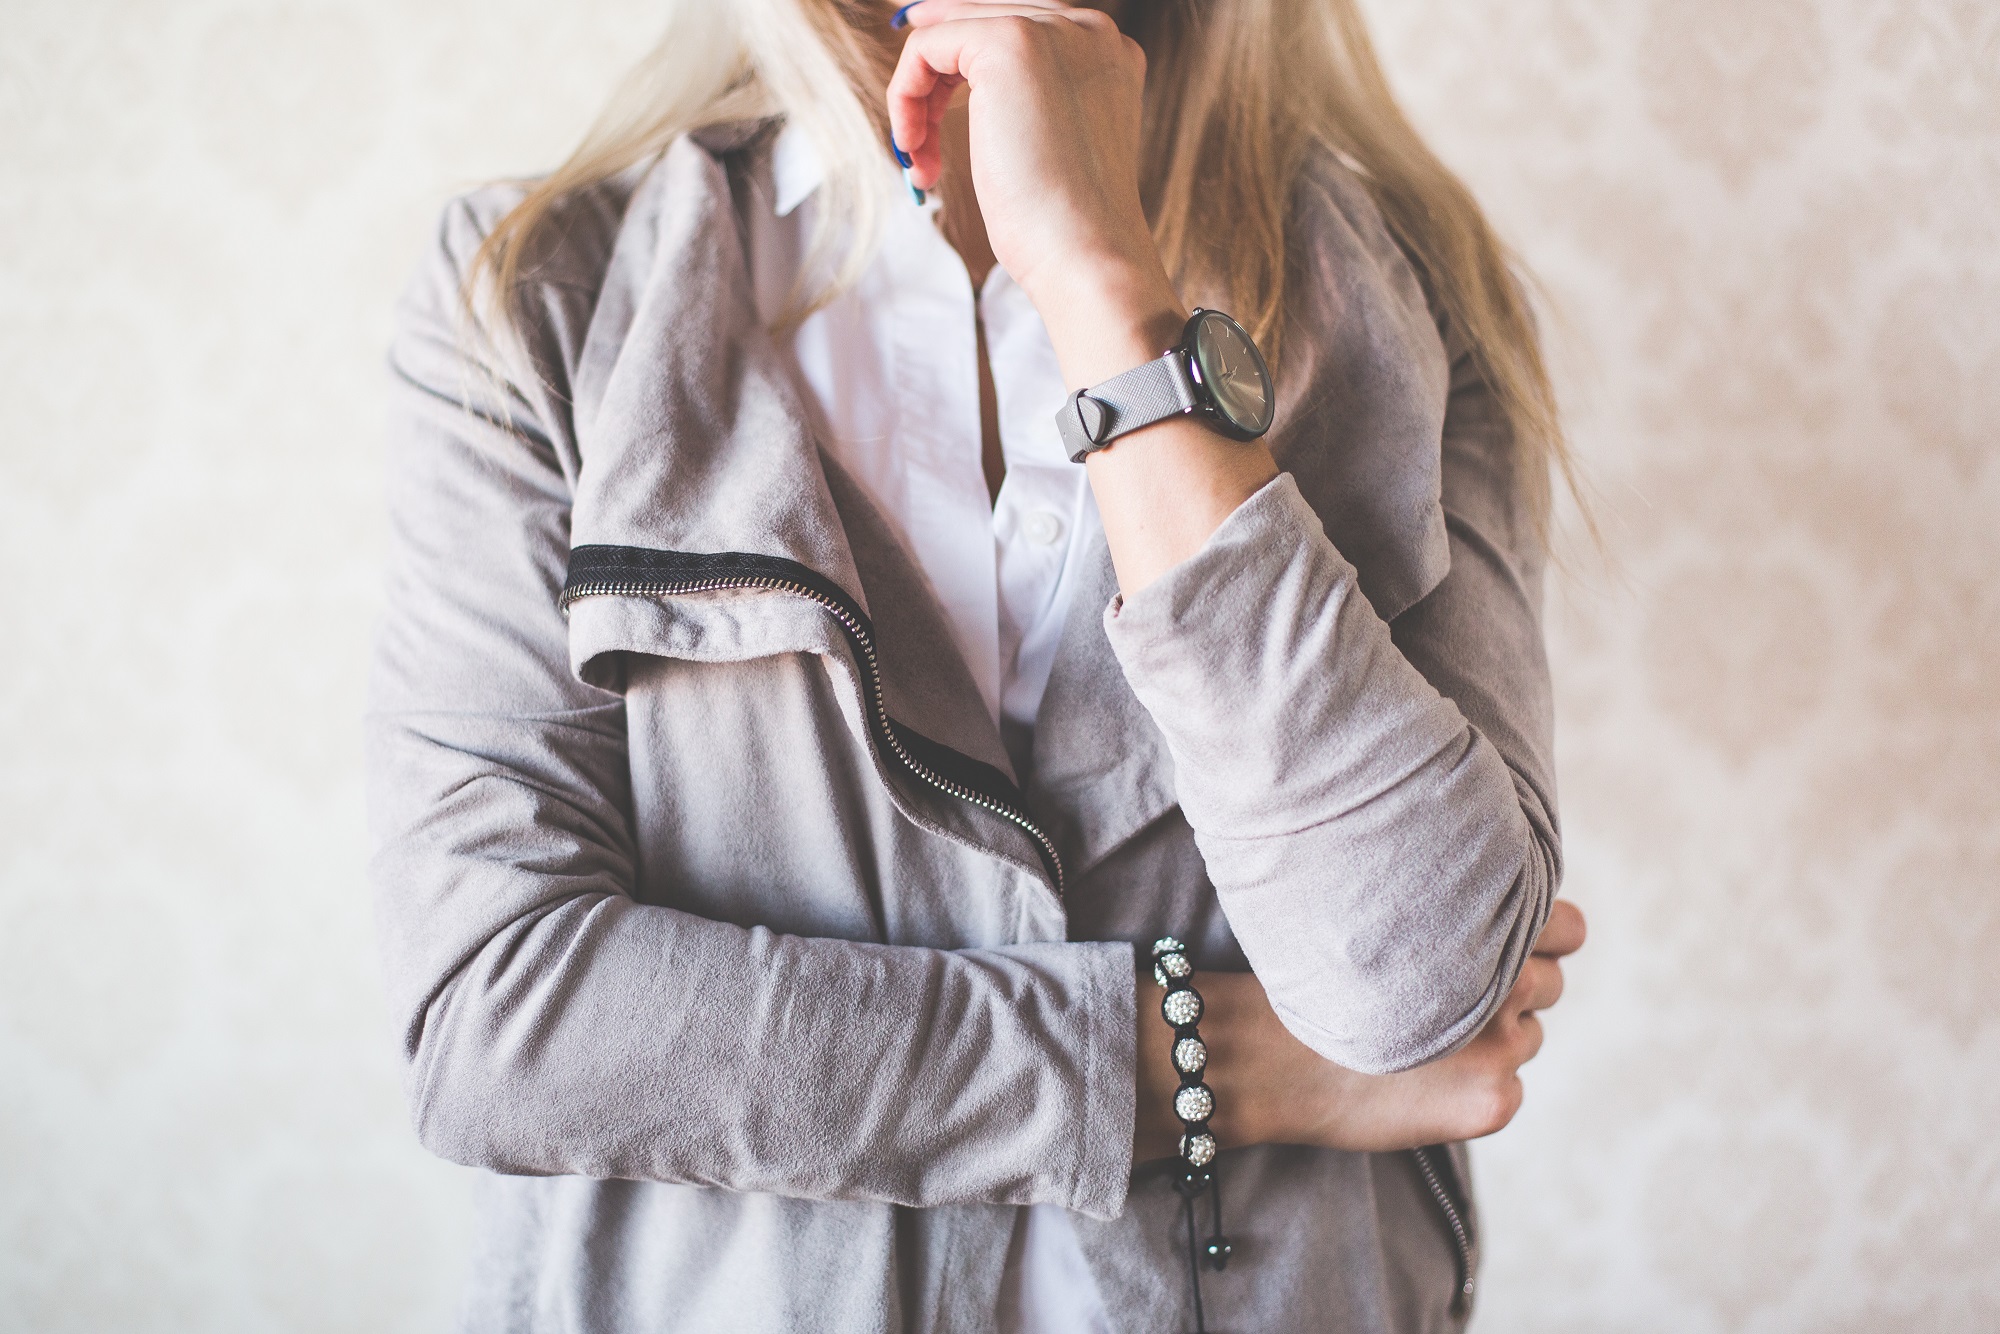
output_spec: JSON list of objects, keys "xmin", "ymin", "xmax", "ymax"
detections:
[
  {"xmin": 1180, "ymin": 1172, "xmax": 1209, "ymax": 1333},
  {"xmin": 1152, "ymin": 937, "xmax": 1234, "ymax": 1334},
  {"xmin": 1174, "ymin": 1164, "xmax": 1236, "ymax": 1332},
  {"xmin": 1206, "ymin": 1173, "xmax": 1230, "ymax": 1271}
]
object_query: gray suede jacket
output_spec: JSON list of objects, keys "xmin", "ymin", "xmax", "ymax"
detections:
[{"xmin": 366, "ymin": 122, "xmax": 1560, "ymax": 1334}]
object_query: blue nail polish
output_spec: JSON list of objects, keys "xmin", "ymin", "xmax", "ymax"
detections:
[
  {"xmin": 889, "ymin": 134, "xmax": 924, "ymax": 204},
  {"xmin": 890, "ymin": 2, "xmax": 921, "ymax": 29}
]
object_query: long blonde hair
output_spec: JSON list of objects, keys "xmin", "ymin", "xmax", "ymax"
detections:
[{"xmin": 469, "ymin": 0, "xmax": 1573, "ymax": 532}]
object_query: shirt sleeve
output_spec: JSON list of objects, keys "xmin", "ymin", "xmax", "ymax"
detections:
[
  {"xmin": 1101, "ymin": 325, "xmax": 1560, "ymax": 1076},
  {"xmin": 365, "ymin": 198, "xmax": 1138, "ymax": 1219}
]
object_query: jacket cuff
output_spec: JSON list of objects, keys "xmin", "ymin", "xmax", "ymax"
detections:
[
  {"xmin": 1067, "ymin": 940, "xmax": 1138, "ymax": 1220},
  {"xmin": 1102, "ymin": 470, "xmax": 1337, "ymax": 689}
]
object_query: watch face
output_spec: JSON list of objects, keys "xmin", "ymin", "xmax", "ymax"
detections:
[{"xmin": 1190, "ymin": 311, "xmax": 1274, "ymax": 437}]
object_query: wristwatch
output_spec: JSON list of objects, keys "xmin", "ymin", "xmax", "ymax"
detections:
[{"xmin": 1056, "ymin": 308, "xmax": 1275, "ymax": 463}]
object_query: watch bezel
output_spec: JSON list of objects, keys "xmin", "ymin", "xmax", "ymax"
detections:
[{"xmin": 1180, "ymin": 308, "xmax": 1275, "ymax": 441}]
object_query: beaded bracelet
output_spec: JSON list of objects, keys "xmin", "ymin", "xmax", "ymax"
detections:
[
  {"xmin": 1153, "ymin": 937, "xmax": 1218, "ymax": 1169},
  {"xmin": 1152, "ymin": 937, "xmax": 1232, "ymax": 1332}
]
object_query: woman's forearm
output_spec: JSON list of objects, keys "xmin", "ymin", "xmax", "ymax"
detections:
[
  {"xmin": 888, "ymin": 0, "xmax": 1563, "ymax": 1120},
  {"xmin": 1136, "ymin": 902, "xmax": 1581, "ymax": 1162},
  {"xmin": 377, "ymin": 214, "xmax": 1146, "ymax": 1218},
  {"xmin": 1032, "ymin": 265, "xmax": 1281, "ymax": 598},
  {"xmin": 1101, "ymin": 476, "xmax": 1559, "ymax": 1073}
]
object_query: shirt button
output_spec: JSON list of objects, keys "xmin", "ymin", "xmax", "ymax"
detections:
[{"xmin": 1024, "ymin": 511, "xmax": 1065, "ymax": 547}]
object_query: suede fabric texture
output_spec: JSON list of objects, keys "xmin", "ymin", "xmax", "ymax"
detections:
[{"xmin": 366, "ymin": 124, "xmax": 1558, "ymax": 1334}]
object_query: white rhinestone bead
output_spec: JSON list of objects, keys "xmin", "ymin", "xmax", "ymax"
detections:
[
  {"xmin": 1152, "ymin": 948, "xmax": 1192, "ymax": 992},
  {"xmin": 1161, "ymin": 988, "xmax": 1203, "ymax": 1027},
  {"xmin": 1151, "ymin": 936, "xmax": 1186, "ymax": 959},
  {"xmin": 1180, "ymin": 1132, "xmax": 1217, "ymax": 1167},
  {"xmin": 1174, "ymin": 1084, "xmax": 1215, "ymax": 1123},
  {"xmin": 1173, "ymin": 1036, "xmax": 1208, "ymax": 1076}
]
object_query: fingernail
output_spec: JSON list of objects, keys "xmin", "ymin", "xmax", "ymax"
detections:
[
  {"xmin": 890, "ymin": 1, "xmax": 921, "ymax": 29},
  {"xmin": 889, "ymin": 134, "xmax": 924, "ymax": 203}
]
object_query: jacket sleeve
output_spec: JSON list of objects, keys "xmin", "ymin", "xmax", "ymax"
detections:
[
  {"xmin": 1101, "ymin": 326, "xmax": 1560, "ymax": 1076},
  {"xmin": 364, "ymin": 200, "xmax": 1137, "ymax": 1218}
]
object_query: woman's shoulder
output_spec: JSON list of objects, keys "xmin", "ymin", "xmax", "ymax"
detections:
[
  {"xmin": 410, "ymin": 122, "xmax": 769, "ymax": 321},
  {"xmin": 398, "ymin": 125, "xmax": 771, "ymax": 399},
  {"xmin": 412, "ymin": 162, "xmax": 652, "ymax": 318},
  {"xmin": 1264, "ymin": 142, "xmax": 1461, "ymax": 622},
  {"xmin": 1290, "ymin": 141, "xmax": 1382, "ymax": 227},
  {"xmin": 1277, "ymin": 139, "xmax": 1454, "ymax": 425},
  {"xmin": 1286, "ymin": 141, "xmax": 1444, "ymax": 345}
]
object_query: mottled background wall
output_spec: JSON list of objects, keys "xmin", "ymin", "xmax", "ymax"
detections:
[
  {"xmin": 1376, "ymin": 4, "xmax": 2000, "ymax": 1331},
  {"xmin": 0, "ymin": 1, "xmax": 1993, "ymax": 1330}
]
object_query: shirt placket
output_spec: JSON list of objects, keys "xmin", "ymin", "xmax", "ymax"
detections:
[{"xmin": 884, "ymin": 199, "xmax": 1005, "ymax": 724}]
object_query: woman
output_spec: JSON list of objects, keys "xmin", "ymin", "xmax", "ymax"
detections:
[{"xmin": 368, "ymin": 0, "xmax": 1586, "ymax": 1329}]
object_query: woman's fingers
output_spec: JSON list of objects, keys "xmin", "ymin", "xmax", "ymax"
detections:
[
  {"xmin": 884, "ymin": 5, "xmax": 1124, "ymax": 188},
  {"xmin": 899, "ymin": 0, "xmax": 1077, "ymax": 25},
  {"xmin": 884, "ymin": 0, "xmax": 1154, "ymax": 305},
  {"xmin": 1328, "ymin": 927, "xmax": 1572, "ymax": 1150},
  {"xmin": 884, "ymin": 24, "xmax": 967, "ymax": 180},
  {"xmin": 1513, "ymin": 1011, "xmax": 1545, "ymax": 1064},
  {"xmin": 1510, "ymin": 955, "xmax": 1564, "ymax": 1014},
  {"xmin": 1533, "ymin": 898, "xmax": 1587, "ymax": 958}
]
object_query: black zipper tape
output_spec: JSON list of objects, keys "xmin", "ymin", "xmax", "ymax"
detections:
[{"xmin": 562, "ymin": 545, "xmax": 1061, "ymax": 895}]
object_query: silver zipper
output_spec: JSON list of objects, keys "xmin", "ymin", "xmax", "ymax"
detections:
[
  {"xmin": 561, "ymin": 572, "xmax": 1065, "ymax": 900},
  {"xmin": 1413, "ymin": 1145, "xmax": 1475, "ymax": 1307}
]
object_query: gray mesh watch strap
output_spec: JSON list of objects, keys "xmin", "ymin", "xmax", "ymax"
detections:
[{"xmin": 1057, "ymin": 351, "xmax": 1201, "ymax": 463}]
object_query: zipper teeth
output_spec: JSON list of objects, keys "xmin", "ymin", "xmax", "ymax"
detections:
[
  {"xmin": 562, "ymin": 574, "xmax": 1065, "ymax": 900},
  {"xmin": 1413, "ymin": 1146, "xmax": 1475, "ymax": 1302}
]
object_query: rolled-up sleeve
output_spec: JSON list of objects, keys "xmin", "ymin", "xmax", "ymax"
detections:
[{"xmin": 1102, "ymin": 342, "xmax": 1559, "ymax": 1075}]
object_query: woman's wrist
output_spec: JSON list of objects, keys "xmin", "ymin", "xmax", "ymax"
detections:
[
  {"xmin": 1026, "ymin": 248, "xmax": 1279, "ymax": 597},
  {"xmin": 1138, "ymin": 972, "xmax": 1314, "ymax": 1156},
  {"xmin": 1195, "ymin": 971, "xmax": 1303, "ymax": 1149},
  {"xmin": 1023, "ymin": 255, "xmax": 1188, "ymax": 391}
]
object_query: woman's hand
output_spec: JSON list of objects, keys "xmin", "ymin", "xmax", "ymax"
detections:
[
  {"xmin": 1136, "ymin": 901, "xmax": 1588, "ymax": 1159},
  {"xmin": 890, "ymin": 0, "xmax": 1279, "ymax": 593},
  {"xmin": 888, "ymin": 0, "xmax": 1177, "ymax": 357}
]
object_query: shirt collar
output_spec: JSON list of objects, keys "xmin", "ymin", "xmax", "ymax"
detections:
[{"xmin": 770, "ymin": 123, "xmax": 826, "ymax": 218}]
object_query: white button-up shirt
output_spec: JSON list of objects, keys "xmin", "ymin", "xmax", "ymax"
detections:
[
  {"xmin": 745, "ymin": 126, "xmax": 1113, "ymax": 1333},
  {"xmin": 749, "ymin": 127, "xmax": 1105, "ymax": 734}
]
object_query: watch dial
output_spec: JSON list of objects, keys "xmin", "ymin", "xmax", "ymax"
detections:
[{"xmin": 1192, "ymin": 312, "xmax": 1274, "ymax": 435}]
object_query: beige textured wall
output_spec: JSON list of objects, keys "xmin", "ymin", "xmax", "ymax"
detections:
[
  {"xmin": 1368, "ymin": 4, "xmax": 2000, "ymax": 1330},
  {"xmin": 0, "ymin": 2, "xmax": 1992, "ymax": 1330}
]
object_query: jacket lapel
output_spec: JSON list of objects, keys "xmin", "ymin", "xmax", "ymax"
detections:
[
  {"xmin": 567, "ymin": 134, "xmax": 864, "ymax": 610},
  {"xmin": 559, "ymin": 132, "xmax": 1034, "ymax": 879}
]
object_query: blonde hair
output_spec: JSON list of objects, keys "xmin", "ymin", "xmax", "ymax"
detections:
[{"xmin": 470, "ymin": 0, "xmax": 1574, "ymax": 532}]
